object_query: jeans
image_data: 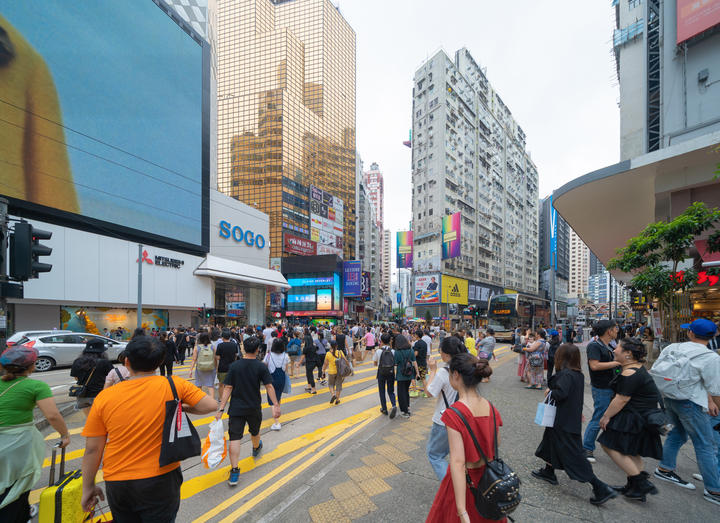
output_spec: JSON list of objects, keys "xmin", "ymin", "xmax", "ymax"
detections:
[
  {"xmin": 427, "ymin": 422, "xmax": 450, "ymax": 480},
  {"xmin": 377, "ymin": 375, "xmax": 396, "ymax": 411},
  {"xmin": 397, "ymin": 380, "xmax": 411, "ymax": 414},
  {"xmin": 659, "ymin": 399, "xmax": 720, "ymax": 492},
  {"xmin": 582, "ymin": 386, "xmax": 614, "ymax": 452}
]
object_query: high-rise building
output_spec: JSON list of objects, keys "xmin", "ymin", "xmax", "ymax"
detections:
[
  {"xmin": 356, "ymin": 176, "xmax": 383, "ymax": 318},
  {"xmin": 411, "ymin": 48, "xmax": 539, "ymax": 296},
  {"xmin": 588, "ymin": 267, "xmax": 630, "ymax": 305},
  {"xmin": 538, "ymin": 196, "xmax": 569, "ymax": 301},
  {"xmin": 216, "ymin": 0, "xmax": 356, "ymax": 259},
  {"xmin": 363, "ymin": 162, "xmax": 384, "ymax": 228},
  {"xmin": 568, "ymin": 229, "xmax": 590, "ymax": 299},
  {"xmin": 382, "ymin": 229, "xmax": 391, "ymax": 294}
]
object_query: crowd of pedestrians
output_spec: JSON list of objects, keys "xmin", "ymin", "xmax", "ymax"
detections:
[{"xmin": 2, "ymin": 315, "xmax": 719, "ymax": 522}]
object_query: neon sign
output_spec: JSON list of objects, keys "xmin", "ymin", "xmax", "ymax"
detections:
[{"xmin": 671, "ymin": 270, "xmax": 719, "ymax": 286}]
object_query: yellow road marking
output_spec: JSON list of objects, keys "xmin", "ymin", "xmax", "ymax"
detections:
[
  {"xmin": 181, "ymin": 408, "xmax": 377, "ymax": 499},
  {"xmin": 194, "ymin": 408, "xmax": 378, "ymax": 523}
]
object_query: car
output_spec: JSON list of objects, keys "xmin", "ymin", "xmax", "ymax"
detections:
[
  {"xmin": 16, "ymin": 333, "xmax": 127, "ymax": 372},
  {"xmin": 6, "ymin": 330, "xmax": 73, "ymax": 347}
]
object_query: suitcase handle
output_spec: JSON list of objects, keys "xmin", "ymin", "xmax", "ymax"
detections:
[{"xmin": 48, "ymin": 442, "xmax": 66, "ymax": 486}]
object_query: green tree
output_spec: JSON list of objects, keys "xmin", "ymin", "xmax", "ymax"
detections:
[
  {"xmin": 424, "ymin": 309, "xmax": 433, "ymax": 324},
  {"xmin": 607, "ymin": 202, "xmax": 720, "ymax": 341},
  {"xmin": 392, "ymin": 306, "xmax": 405, "ymax": 321}
]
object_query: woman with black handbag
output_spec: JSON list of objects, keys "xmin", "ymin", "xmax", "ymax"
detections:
[
  {"xmin": 70, "ymin": 338, "xmax": 114, "ymax": 416},
  {"xmin": 598, "ymin": 337, "xmax": 662, "ymax": 501},
  {"xmin": 531, "ymin": 344, "xmax": 617, "ymax": 505},
  {"xmin": 427, "ymin": 353, "xmax": 515, "ymax": 522}
]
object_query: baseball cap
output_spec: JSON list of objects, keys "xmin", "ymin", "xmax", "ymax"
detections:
[
  {"xmin": 549, "ymin": 329, "xmax": 559, "ymax": 336},
  {"xmin": 680, "ymin": 318, "xmax": 718, "ymax": 338},
  {"xmin": 0, "ymin": 345, "xmax": 39, "ymax": 368}
]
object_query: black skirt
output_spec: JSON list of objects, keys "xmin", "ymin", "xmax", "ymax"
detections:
[
  {"xmin": 597, "ymin": 410, "xmax": 662, "ymax": 459},
  {"xmin": 535, "ymin": 428, "xmax": 594, "ymax": 483}
]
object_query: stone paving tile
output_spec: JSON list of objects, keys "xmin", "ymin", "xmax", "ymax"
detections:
[
  {"xmin": 369, "ymin": 461, "xmax": 401, "ymax": 479},
  {"xmin": 330, "ymin": 480, "xmax": 364, "ymax": 500},
  {"xmin": 357, "ymin": 477, "xmax": 392, "ymax": 497},
  {"xmin": 361, "ymin": 453, "xmax": 392, "ymax": 467},
  {"xmin": 308, "ymin": 499, "xmax": 351, "ymax": 523},
  {"xmin": 373, "ymin": 443, "xmax": 412, "ymax": 464},
  {"xmin": 346, "ymin": 465, "xmax": 376, "ymax": 482},
  {"xmin": 337, "ymin": 493, "xmax": 377, "ymax": 518}
]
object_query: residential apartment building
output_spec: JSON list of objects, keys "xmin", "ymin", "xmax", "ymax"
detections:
[
  {"xmin": 382, "ymin": 229, "xmax": 391, "ymax": 295},
  {"xmin": 356, "ymin": 177, "xmax": 383, "ymax": 318},
  {"xmin": 216, "ymin": 0, "xmax": 356, "ymax": 259},
  {"xmin": 588, "ymin": 267, "xmax": 631, "ymax": 305},
  {"xmin": 568, "ymin": 229, "xmax": 590, "ymax": 299},
  {"xmin": 411, "ymin": 48, "xmax": 539, "ymax": 296}
]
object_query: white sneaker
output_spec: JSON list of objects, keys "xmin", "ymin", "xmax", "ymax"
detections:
[
  {"xmin": 693, "ymin": 473, "xmax": 704, "ymax": 482},
  {"xmin": 270, "ymin": 422, "xmax": 281, "ymax": 431}
]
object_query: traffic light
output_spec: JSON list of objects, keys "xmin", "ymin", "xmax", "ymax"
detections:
[{"xmin": 10, "ymin": 222, "xmax": 53, "ymax": 281}]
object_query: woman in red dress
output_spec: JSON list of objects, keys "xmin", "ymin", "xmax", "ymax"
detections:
[{"xmin": 426, "ymin": 353, "xmax": 504, "ymax": 523}]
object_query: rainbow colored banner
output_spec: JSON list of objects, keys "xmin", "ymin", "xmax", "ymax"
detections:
[
  {"xmin": 396, "ymin": 231, "xmax": 413, "ymax": 268},
  {"xmin": 442, "ymin": 212, "xmax": 461, "ymax": 260}
]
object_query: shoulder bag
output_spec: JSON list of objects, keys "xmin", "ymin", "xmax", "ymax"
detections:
[
  {"xmin": 159, "ymin": 376, "xmax": 202, "ymax": 466},
  {"xmin": 447, "ymin": 405, "xmax": 521, "ymax": 521},
  {"xmin": 68, "ymin": 367, "xmax": 96, "ymax": 397}
]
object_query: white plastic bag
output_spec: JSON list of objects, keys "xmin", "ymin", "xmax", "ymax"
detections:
[
  {"xmin": 534, "ymin": 392, "xmax": 556, "ymax": 428},
  {"xmin": 201, "ymin": 419, "xmax": 227, "ymax": 469}
]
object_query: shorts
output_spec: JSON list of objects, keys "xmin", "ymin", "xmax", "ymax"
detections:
[
  {"xmin": 416, "ymin": 366, "xmax": 428, "ymax": 380},
  {"xmin": 328, "ymin": 373, "xmax": 344, "ymax": 392},
  {"xmin": 217, "ymin": 372, "xmax": 227, "ymax": 384},
  {"xmin": 365, "ymin": 345, "xmax": 375, "ymax": 351},
  {"xmin": 229, "ymin": 412, "xmax": 262, "ymax": 440}
]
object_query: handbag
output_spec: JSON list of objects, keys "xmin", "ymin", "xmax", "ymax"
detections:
[
  {"xmin": 159, "ymin": 376, "xmax": 202, "ymax": 467},
  {"xmin": 448, "ymin": 405, "xmax": 521, "ymax": 521},
  {"xmin": 336, "ymin": 353, "xmax": 353, "ymax": 378},
  {"xmin": 528, "ymin": 351, "xmax": 544, "ymax": 368},
  {"xmin": 68, "ymin": 366, "xmax": 96, "ymax": 397},
  {"xmin": 283, "ymin": 372, "xmax": 292, "ymax": 395},
  {"xmin": 643, "ymin": 395, "xmax": 672, "ymax": 436},
  {"xmin": 534, "ymin": 393, "xmax": 556, "ymax": 428}
]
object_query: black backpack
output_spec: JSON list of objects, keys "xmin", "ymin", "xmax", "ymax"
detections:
[
  {"xmin": 448, "ymin": 405, "xmax": 521, "ymax": 520},
  {"xmin": 401, "ymin": 350, "xmax": 415, "ymax": 377},
  {"xmin": 378, "ymin": 347, "xmax": 395, "ymax": 377}
]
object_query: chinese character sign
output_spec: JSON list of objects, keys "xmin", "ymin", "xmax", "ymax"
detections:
[
  {"xmin": 343, "ymin": 261, "xmax": 362, "ymax": 297},
  {"xmin": 442, "ymin": 212, "xmax": 461, "ymax": 260},
  {"xmin": 397, "ymin": 231, "xmax": 413, "ymax": 268}
]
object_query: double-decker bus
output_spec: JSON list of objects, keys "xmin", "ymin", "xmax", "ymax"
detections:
[{"xmin": 487, "ymin": 293, "xmax": 551, "ymax": 341}]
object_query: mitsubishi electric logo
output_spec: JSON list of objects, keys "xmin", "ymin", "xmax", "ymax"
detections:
[{"xmin": 137, "ymin": 250, "xmax": 154, "ymax": 265}]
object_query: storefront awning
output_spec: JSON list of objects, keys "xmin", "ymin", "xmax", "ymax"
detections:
[{"xmin": 194, "ymin": 255, "xmax": 290, "ymax": 289}]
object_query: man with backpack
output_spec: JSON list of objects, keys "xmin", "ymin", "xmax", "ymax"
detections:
[
  {"xmin": 373, "ymin": 333, "xmax": 397, "ymax": 419},
  {"xmin": 393, "ymin": 334, "xmax": 419, "ymax": 418},
  {"xmin": 651, "ymin": 319, "xmax": 720, "ymax": 505}
]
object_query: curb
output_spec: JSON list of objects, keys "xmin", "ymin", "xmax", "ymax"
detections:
[{"xmin": 34, "ymin": 402, "xmax": 77, "ymax": 432}]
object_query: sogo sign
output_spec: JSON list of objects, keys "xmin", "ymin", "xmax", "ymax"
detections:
[{"xmin": 219, "ymin": 220, "xmax": 266, "ymax": 249}]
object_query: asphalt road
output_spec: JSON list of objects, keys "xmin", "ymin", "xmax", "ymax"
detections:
[{"xmin": 31, "ymin": 343, "xmax": 718, "ymax": 522}]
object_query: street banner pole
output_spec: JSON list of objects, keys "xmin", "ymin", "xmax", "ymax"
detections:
[{"xmin": 137, "ymin": 244, "xmax": 143, "ymax": 330}]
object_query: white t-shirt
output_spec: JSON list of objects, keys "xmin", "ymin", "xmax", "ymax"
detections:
[
  {"xmin": 264, "ymin": 352, "xmax": 289, "ymax": 373},
  {"xmin": 373, "ymin": 346, "xmax": 395, "ymax": 363},
  {"xmin": 427, "ymin": 365, "xmax": 457, "ymax": 426},
  {"xmin": 422, "ymin": 335, "xmax": 433, "ymax": 356},
  {"xmin": 262, "ymin": 328, "xmax": 275, "ymax": 346}
]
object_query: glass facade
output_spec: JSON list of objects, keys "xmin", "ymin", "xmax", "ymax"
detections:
[{"xmin": 217, "ymin": 0, "xmax": 356, "ymax": 259}]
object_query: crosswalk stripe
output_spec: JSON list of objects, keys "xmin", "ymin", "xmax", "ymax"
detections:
[{"xmin": 193, "ymin": 408, "xmax": 378, "ymax": 523}]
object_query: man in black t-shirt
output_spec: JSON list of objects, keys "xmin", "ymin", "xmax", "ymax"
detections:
[
  {"xmin": 215, "ymin": 329, "xmax": 239, "ymax": 399},
  {"xmin": 582, "ymin": 320, "xmax": 621, "ymax": 462},
  {"xmin": 411, "ymin": 330, "xmax": 428, "ymax": 398},
  {"xmin": 216, "ymin": 337, "xmax": 280, "ymax": 487}
]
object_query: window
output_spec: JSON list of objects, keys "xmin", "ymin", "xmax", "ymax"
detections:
[{"xmin": 429, "ymin": 208, "xmax": 433, "ymax": 215}]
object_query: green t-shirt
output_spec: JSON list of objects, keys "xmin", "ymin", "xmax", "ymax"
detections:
[{"xmin": 0, "ymin": 377, "xmax": 53, "ymax": 426}]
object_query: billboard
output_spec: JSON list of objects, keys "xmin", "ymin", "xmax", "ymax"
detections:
[
  {"xmin": 550, "ymin": 195, "xmax": 558, "ymax": 270},
  {"xmin": 442, "ymin": 212, "xmax": 461, "ymax": 260},
  {"xmin": 397, "ymin": 231, "xmax": 413, "ymax": 268},
  {"xmin": 0, "ymin": 2, "xmax": 209, "ymax": 254},
  {"xmin": 309, "ymin": 185, "xmax": 343, "ymax": 258},
  {"xmin": 414, "ymin": 274, "xmax": 441, "ymax": 304},
  {"xmin": 361, "ymin": 271, "xmax": 371, "ymax": 301},
  {"xmin": 677, "ymin": 0, "xmax": 720, "ymax": 43},
  {"xmin": 442, "ymin": 275, "xmax": 469, "ymax": 305},
  {"xmin": 316, "ymin": 289, "xmax": 332, "ymax": 311},
  {"xmin": 284, "ymin": 233, "xmax": 317, "ymax": 256},
  {"xmin": 343, "ymin": 261, "xmax": 362, "ymax": 297}
]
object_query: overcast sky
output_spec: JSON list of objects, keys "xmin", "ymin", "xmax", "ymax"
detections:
[{"xmin": 338, "ymin": 0, "xmax": 621, "ymax": 239}]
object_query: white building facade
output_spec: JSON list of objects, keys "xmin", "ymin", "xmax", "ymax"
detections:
[
  {"xmin": 411, "ymin": 48, "xmax": 539, "ymax": 294},
  {"xmin": 568, "ymin": 229, "xmax": 590, "ymax": 299}
]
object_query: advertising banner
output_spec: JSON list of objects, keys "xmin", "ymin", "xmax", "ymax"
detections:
[
  {"xmin": 442, "ymin": 212, "xmax": 461, "ymax": 260},
  {"xmin": 361, "ymin": 271, "xmax": 371, "ymax": 301},
  {"xmin": 414, "ymin": 274, "xmax": 440, "ymax": 304},
  {"xmin": 284, "ymin": 233, "xmax": 317, "ymax": 256},
  {"xmin": 270, "ymin": 257, "xmax": 282, "ymax": 272},
  {"xmin": 316, "ymin": 289, "xmax": 332, "ymax": 311},
  {"xmin": 0, "ymin": 3, "xmax": 207, "ymax": 251},
  {"xmin": 288, "ymin": 294, "xmax": 315, "ymax": 304},
  {"xmin": 441, "ymin": 275, "xmax": 469, "ymax": 305},
  {"xmin": 343, "ymin": 261, "xmax": 362, "ymax": 297},
  {"xmin": 677, "ymin": 0, "xmax": 720, "ymax": 43},
  {"xmin": 550, "ymin": 195, "xmax": 558, "ymax": 270},
  {"xmin": 287, "ymin": 276, "xmax": 334, "ymax": 287},
  {"xmin": 317, "ymin": 244, "xmax": 343, "ymax": 256},
  {"xmin": 309, "ymin": 185, "xmax": 343, "ymax": 257},
  {"xmin": 397, "ymin": 231, "xmax": 413, "ymax": 268}
]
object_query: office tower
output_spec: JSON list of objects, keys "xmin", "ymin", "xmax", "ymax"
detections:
[
  {"xmin": 411, "ymin": 48, "xmax": 539, "ymax": 294},
  {"xmin": 538, "ymin": 196, "xmax": 569, "ymax": 301},
  {"xmin": 216, "ymin": 0, "xmax": 356, "ymax": 259},
  {"xmin": 363, "ymin": 162, "xmax": 384, "ymax": 229},
  {"xmin": 568, "ymin": 229, "xmax": 590, "ymax": 298}
]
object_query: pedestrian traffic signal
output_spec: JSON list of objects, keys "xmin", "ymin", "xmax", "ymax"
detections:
[{"xmin": 10, "ymin": 222, "xmax": 53, "ymax": 281}]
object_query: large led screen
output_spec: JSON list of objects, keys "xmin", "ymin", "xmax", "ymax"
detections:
[{"xmin": 0, "ymin": 1, "xmax": 208, "ymax": 252}]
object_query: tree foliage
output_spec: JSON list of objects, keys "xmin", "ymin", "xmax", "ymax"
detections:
[{"xmin": 607, "ymin": 202, "xmax": 720, "ymax": 340}]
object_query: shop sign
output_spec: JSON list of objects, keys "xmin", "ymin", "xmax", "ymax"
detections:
[
  {"xmin": 361, "ymin": 272, "xmax": 371, "ymax": 301},
  {"xmin": 218, "ymin": 220, "xmax": 266, "ymax": 249},
  {"xmin": 136, "ymin": 250, "xmax": 184, "ymax": 268},
  {"xmin": 671, "ymin": 270, "xmax": 719, "ymax": 286},
  {"xmin": 286, "ymin": 310, "xmax": 343, "ymax": 317},
  {"xmin": 284, "ymin": 233, "xmax": 317, "ymax": 256},
  {"xmin": 441, "ymin": 275, "xmax": 469, "ymax": 305}
]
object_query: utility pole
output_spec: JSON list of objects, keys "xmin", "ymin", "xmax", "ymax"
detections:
[{"xmin": 137, "ymin": 244, "xmax": 143, "ymax": 330}]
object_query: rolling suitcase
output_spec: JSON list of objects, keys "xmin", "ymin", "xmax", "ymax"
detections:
[{"xmin": 39, "ymin": 444, "xmax": 86, "ymax": 523}]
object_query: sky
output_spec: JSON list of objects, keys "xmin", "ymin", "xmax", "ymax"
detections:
[{"xmin": 337, "ymin": 0, "xmax": 621, "ymax": 239}]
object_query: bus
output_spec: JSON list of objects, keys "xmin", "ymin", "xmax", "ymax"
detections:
[{"xmin": 487, "ymin": 293, "xmax": 551, "ymax": 341}]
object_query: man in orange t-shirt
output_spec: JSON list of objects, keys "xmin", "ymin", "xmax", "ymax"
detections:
[{"xmin": 80, "ymin": 336, "xmax": 217, "ymax": 521}]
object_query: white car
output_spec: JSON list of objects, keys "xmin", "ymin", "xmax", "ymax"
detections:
[
  {"xmin": 6, "ymin": 330, "xmax": 72, "ymax": 347},
  {"xmin": 15, "ymin": 332, "xmax": 127, "ymax": 372}
]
